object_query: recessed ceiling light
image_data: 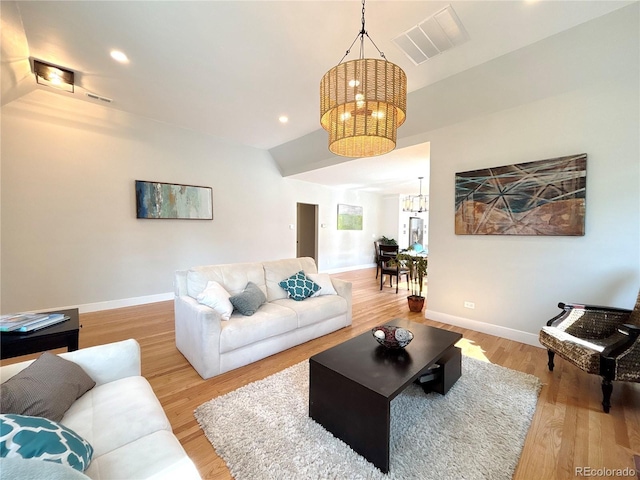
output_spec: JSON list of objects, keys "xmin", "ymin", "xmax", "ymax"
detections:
[
  {"xmin": 279, "ymin": 116, "xmax": 289, "ymax": 124},
  {"xmin": 110, "ymin": 50, "xmax": 129, "ymax": 63}
]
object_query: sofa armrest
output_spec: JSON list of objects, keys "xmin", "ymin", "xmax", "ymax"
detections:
[
  {"xmin": 175, "ymin": 270, "xmax": 188, "ymax": 296},
  {"xmin": 0, "ymin": 339, "xmax": 141, "ymax": 386},
  {"xmin": 59, "ymin": 339, "xmax": 141, "ymax": 385},
  {"xmin": 174, "ymin": 295, "xmax": 223, "ymax": 379},
  {"xmin": 331, "ymin": 278, "xmax": 353, "ymax": 326}
]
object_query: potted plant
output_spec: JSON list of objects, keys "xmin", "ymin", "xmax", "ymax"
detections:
[
  {"xmin": 378, "ymin": 236, "xmax": 397, "ymax": 246},
  {"xmin": 394, "ymin": 252, "xmax": 428, "ymax": 312}
]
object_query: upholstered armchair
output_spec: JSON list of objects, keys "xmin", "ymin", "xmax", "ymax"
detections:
[{"xmin": 539, "ymin": 290, "xmax": 640, "ymax": 413}]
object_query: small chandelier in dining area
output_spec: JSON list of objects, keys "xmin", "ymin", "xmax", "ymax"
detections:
[
  {"xmin": 320, "ymin": 0, "xmax": 407, "ymax": 158},
  {"xmin": 403, "ymin": 177, "xmax": 428, "ymax": 213}
]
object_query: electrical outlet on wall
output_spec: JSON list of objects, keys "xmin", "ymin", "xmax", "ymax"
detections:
[{"xmin": 464, "ymin": 301, "xmax": 475, "ymax": 309}]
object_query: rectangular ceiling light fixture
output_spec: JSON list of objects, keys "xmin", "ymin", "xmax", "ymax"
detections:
[
  {"xmin": 393, "ymin": 5, "xmax": 469, "ymax": 66},
  {"xmin": 33, "ymin": 59, "xmax": 75, "ymax": 93}
]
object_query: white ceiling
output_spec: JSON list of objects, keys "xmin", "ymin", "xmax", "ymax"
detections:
[{"xmin": 6, "ymin": 0, "xmax": 634, "ymax": 195}]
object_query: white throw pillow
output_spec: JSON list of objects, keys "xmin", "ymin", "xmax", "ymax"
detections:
[
  {"xmin": 307, "ymin": 273, "xmax": 337, "ymax": 297},
  {"xmin": 196, "ymin": 281, "xmax": 234, "ymax": 321}
]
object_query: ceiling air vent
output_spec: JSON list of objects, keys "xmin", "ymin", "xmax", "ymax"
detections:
[
  {"xmin": 85, "ymin": 92, "xmax": 113, "ymax": 103},
  {"xmin": 393, "ymin": 4, "xmax": 469, "ymax": 66}
]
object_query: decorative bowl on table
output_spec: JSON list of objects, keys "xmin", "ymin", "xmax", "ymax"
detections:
[{"xmin": 371, "ymin": 325, "xmax": 414, "ymax": 349}]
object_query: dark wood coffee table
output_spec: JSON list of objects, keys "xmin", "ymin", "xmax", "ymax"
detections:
[
  {"xmin": 1, "ymin": 308, "xmax": 80, "ymax": 360},
  {"xmin": 309, "ymin": 318, "xmax": 462, "ymax": 473}
]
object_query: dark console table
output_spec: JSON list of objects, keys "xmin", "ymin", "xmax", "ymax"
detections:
[{"xmin": 1, "ymin": 308, "xmax": 80, "ymax": 360}]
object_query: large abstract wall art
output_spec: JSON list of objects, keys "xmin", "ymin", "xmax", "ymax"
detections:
[
  {"xmin": 455, "ymin": 153, "xmax": 586, "ymax": 236},
  {"xmin": 135, "ymin": 180, "xmax": 213, "ymax": 220}
]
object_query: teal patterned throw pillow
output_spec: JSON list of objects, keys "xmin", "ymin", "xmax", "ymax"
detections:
[
  {"xmin": 0, "ymin": 414, "xmax": 93, "ymax": 471},
  {"xmin": 278, "ymin": 271, "xmax": 320, "ymax": 301}
]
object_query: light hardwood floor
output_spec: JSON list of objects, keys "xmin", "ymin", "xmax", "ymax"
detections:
[{"xmin": 3, "ymin": 268, "xmax": 639, "ymax": 479}]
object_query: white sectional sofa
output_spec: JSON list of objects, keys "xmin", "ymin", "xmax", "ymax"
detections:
[
  {"xmin": 0, "ymin": 339, "xmax": 201, "ymax": 480},
  {"xmin": 174, "ymin": 257, "xmax": 352, "ymax": 379}
]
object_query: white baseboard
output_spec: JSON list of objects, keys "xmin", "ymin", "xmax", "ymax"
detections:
[
  {"xmin": 424, "ymin": 309, "xmax": 543, "ymax": 348},
  {"xmin": 321, "ymin": 263, "xmax": 376, "ymax": 274},
  {"xmin": 43, "ymin": 292, "xmax": 175, "ymax": 315}
]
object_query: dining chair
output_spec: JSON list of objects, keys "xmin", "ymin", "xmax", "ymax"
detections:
[{"xmin": 378, "ymin": 244, "xmax": 410, "ymax": 294}]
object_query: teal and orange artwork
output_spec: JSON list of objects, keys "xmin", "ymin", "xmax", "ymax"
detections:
[{"xmin": 455, "ymin": 153, "xmax": 586, "ymax": 235}]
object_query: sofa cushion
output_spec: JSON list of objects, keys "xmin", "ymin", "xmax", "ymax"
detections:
[
  {"xmin": 1, "ymin": 352, "xmax": 95, "ymax": 423},
  {"xmin": 197, "ymin": 280, "xmax": 234, "ymax": 320},
  {"xmin": 307, "ymin": 273, "xmax": 338, "ymax": 297},
  {"xmin": 278, "ymin": 271, "xmax": 320, "ymax": 301},
  {"xmin": 84, "ymin": 430, "xmax": 199, "ymax": 480},
  {"xmin": 273, "ymin": 295, "xmax": 348, "ymax": 328},
  {"xmin": 186, "ymin": 262, "xmax": 266, "ymax": 298},
  {"xmin": 263, "ymin": 257, "xmax": 318, "ymax": 301},
  {"xmin": 220, "ymin": 303, "xmax": 298, "ymax": 353},
  {"xmin": 60, "ymin": 376, "xmax": 172, "ymax": 458},
  {"xmin": 0, "ymin": 414, "xmax": 93, "ymax": 472},
  {"xmin": 229, "ymin": 282, "xmax": 267, "ymax": 316}
]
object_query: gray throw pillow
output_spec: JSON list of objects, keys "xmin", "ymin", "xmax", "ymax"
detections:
[
  {"xmin": 0, "ymin": 352, "xmax": 96, "ymax": 422},
  {"xmin": 229, "ymin": 281, "xmax": 266, "ymax": 316}
]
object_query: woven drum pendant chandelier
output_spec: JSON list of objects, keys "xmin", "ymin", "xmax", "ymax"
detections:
[{"xmin": 320, "ymin": 0, "xmax": 407, "ymax": 158}]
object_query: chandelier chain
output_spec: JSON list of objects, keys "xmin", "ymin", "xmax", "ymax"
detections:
[{"xmin": 337, "ymin": 0, "xmax": 386, "ymax": 65}]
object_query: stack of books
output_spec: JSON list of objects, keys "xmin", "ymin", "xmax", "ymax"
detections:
[{"xmin": 0, "ymin": 313, "xmax": 69, "ymax": 333}]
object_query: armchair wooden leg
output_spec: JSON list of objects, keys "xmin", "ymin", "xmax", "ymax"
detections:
[
  {"xmin": 601, "ymin": 378, "xmax": 613, "ymax": 413},
  {"xmin": 547, "ymin": 350, "xmax": 555, "ymax": 371}
]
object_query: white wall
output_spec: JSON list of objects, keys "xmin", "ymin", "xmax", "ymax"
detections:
[
  {"xmin": 423, "ymin": 75, "xmax": 639, "ymax": 339},
  {"xmin": 0, "ymin": 91, "xmax": 381, "ymax": 313},
  {"xmin": 414, "ymin": 6, "xmax": 640, "ymax": 340}
]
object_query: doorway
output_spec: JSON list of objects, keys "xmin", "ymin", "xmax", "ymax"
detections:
[{"xmin": 297, "ymin": 203, "xmax": 318, "ymax": 262}]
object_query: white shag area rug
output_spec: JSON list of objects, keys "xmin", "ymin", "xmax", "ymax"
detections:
[{"xmin": 195, "ymin": 356, "xmax": 541, "ymax": 480}]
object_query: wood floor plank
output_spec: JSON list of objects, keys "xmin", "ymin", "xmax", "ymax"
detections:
[{"xmin": 2, "ymin": 267, "xmax": 638, "ymax": 479}]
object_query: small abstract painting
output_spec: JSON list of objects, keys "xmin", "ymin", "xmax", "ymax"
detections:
[
  {"xmin": 337, "ymin": 204, "xmax": 363, "ymax": 230},
  {"xmin": 455, "ymin": 153, "xmax": 586, "ymax": 235},
  {"xmin": 135, "ymin": 180, "xmax": 213, "ymax": 220}
]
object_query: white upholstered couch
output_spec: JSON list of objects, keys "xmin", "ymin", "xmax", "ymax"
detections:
[
  {"xmin": 0, "ymin": 339, "xmax": 201, "ymax": 480},
  {"xmin": 174, "ymin": 257, "xmax": 352, "ymax": 379}
]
